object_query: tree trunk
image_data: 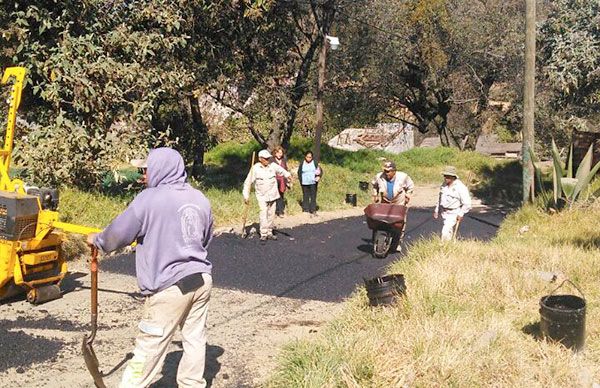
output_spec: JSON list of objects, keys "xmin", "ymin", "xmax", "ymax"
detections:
[
  {"xmin": 188, "ymin": 95, "xmax": 209, "ymax": 178},
  {"xmin": 247, "ymin": 119, "xmax": 267, "ymax": 148},
  {"xmin": 522, "ymin": 0, "xmax": 536, "ymax": 203},
  {"xmin": 313, "ymin": 34, "xmax": 327, "ymax": 162},
  {"xmin": 279, "ymin": 36, "xmax": 322, "ymax": 149},
  {"xmin": 266, "ymin": 128, "xmax": 283, "ymax": 150}
]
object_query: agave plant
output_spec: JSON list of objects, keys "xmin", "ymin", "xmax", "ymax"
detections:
[{"xmin": 529, "ymin": 139, "xmax": 600, "ymax": 209}]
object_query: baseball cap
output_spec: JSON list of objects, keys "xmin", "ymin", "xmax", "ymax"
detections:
[
  {"xmin": 258, "ymin": 149, "xmax": 272, "ymax": 159},
  {"xmin": 130, "ymin": 158, "xmax": 147, "ymax": 168},
  {"xmin": 383, "ymin": 161, "xmax": 396, "ymax": 171}
]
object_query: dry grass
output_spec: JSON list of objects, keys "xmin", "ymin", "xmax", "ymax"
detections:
[{"xmin": 267, "ymin": 204, "xmax": 600, "ymax": 387}]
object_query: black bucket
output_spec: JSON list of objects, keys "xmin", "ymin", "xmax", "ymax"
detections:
[
  {"xmin": 345, "ymin": 193, "xmax": 357, "ymax": 206},
  {"xmin": 359, "ymin": 181, "xmax": 369, "ymax": 191},
  {"xmin": 539, "ymin": 280, "xmax": 586, "ymax": 351},
  {"xmin": 365, "ymin": 274, "xmax": 406, "ymax": 306}
]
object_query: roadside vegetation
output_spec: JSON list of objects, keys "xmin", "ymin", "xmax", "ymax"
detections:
[
  {"xmin": 58, "ymin": 141, "xmax": 501, "ymax": 229},
  {"xmin": 267, "ymin": 204, "xmax": 600, "ymax": 387},
  {"xmin": 3, "ymin": 1, "xmax": 598, "ymax": 188}
]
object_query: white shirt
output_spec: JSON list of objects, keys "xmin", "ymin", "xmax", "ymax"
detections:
[
  {"xmin": 435, "ymin": 179, "xmax": 472, "ymax": 217},
  {"xmin": 243, "ymin": 162, "xmax": 291, "ymax": 202}
]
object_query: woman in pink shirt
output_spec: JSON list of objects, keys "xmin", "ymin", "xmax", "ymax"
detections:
[{"xmin": 271, "ymin": 146, "xmax": 290, "ymax": 217}]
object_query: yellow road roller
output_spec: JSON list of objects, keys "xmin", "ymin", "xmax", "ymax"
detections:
[{"xmin": 0, "ymin": 66, "xmax": 100, "ymax": 304}]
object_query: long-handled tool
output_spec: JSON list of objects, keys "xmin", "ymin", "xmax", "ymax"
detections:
[
  {"xmin": 452, "ymin": 217, "xmax": 462, "ymax": 241},
  {"xmin": 82, "ymin": 246, "xmax": 106, "ymax": 388},
  {"xmin": 241, "ymin": 151, "xmax": 256, "ymax": 238}
]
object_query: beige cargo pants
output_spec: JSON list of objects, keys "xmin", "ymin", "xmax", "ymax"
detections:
[
  {"xmin": 119, "ymin": 273, "xmax": 212, "ymax": 388},
  {"xmin": 258, "ymin": 199, "xmax": 277, "ymax": 237},
  {"xmin": 441, "ymin": 210, "xmax": 460, "ymax": 241}
]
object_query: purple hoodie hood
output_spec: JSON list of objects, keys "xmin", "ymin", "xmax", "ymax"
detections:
[
  {"xmin": 94, "ymin": 147, "xmax": 213, "ymax": 295},
  {"xmin": 147, "ymin": 147, "xmax": 187, "ymax": 187}
]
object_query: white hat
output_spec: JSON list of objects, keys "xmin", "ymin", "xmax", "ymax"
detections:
[
  {"xmin": 258, "ymin": 149, "xmax": 272, "ymax": 159},
  {"xmin": 130, "ymin": 158, "xmax": 147, "ymax": 168},
  {"xmin": 441, "ymin": 165, "xmax": 458, "ymax": 178}
]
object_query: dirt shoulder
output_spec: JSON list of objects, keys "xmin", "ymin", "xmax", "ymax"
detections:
[{"xmin": 0, "ymin": 260, "xmax": 343, "ymax": 388}]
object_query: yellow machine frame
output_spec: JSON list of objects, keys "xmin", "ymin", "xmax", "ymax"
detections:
[{"xmin": 0, "ymin": 67, "xmax": 100, "ymax": 303}]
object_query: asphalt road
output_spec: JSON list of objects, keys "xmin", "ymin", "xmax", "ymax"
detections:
[
  {"xmin": 102, "ymin": 206, "xmax": 504, "ymax": 302},
  {"xmin": 0, "ymin": 206, "xmax": 503, "ymax": 378}
]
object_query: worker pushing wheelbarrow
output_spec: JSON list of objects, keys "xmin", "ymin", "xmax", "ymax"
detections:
[{"xmin": 365, "ymin": 161, "xmax": 414, "ymax": 258}]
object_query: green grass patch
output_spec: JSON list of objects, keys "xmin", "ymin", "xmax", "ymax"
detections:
[
  {"xmin": 59, "ymin": 187, "xmax": 134, "ymax": 228},
  {"xmin": 267, "ymin": 204, "xmax": 600, "ymax": 386}
]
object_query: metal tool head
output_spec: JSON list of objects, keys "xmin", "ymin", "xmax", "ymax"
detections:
[{"xmin": 82, "ymin": 334, "xmax": 106, "ymax": 388}]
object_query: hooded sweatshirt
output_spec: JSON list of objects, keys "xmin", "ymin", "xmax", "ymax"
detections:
[{"xmin": 94, "ymin": 148, "xmax": 213, "ymax": 295}]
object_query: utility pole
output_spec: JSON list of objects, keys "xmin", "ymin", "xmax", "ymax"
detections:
[
  {"xmin": 522, "ymin": 0, "xmax": 536, "ymax": 203},
  {"xmin": 313, "ymin": 34, "xmax": 327, "ymax": 163}
]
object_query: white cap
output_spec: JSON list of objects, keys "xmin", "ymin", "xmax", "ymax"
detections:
[
  {"xmin": 130, "ymin": 158, "xmax": 147, "ymax": 168},
  {"xmin": 258, "ymin": 149, "xmax": 272, "ymax": 159}
]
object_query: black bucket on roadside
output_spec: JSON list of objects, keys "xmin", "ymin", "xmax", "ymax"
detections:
[
  {"xmin": 359, "ymin": 181, "xmax": 369, "ymax": 191},
  {"xmin": 345, "ymin": 193, "xmax": 357, "ymax": 206},
  {"xmin": 539, "ymin": 280, "xmax": 586, "ymax": 351},
  {"xmin": 365, "ymin": 274, "xmax": 406, "ymax": 306}
]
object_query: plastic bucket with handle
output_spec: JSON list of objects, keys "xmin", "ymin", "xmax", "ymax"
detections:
[
  {"xmin": 364, "ymin": 274, "xmax": 406, "ymax": 306},
  {"xmin": 539, "ymin": 280, "xmax": 586, "ymax": 351}
]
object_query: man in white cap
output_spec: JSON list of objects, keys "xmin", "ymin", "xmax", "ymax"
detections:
[
  {"xmin": 434, "ymin": 165, "xmax": 472, "ymax": 241},
  {"xmin": 243, "ymin": 149, "xmax": 292, "ymax": 241}
]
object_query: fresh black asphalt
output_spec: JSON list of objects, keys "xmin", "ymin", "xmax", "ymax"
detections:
[{"xmin": 101, "ymin": 206, "xmax": 504, "ymax": 302}]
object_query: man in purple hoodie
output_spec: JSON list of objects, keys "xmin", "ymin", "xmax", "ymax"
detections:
[{"xmin": 87, "ymin": 148, "xmax": 213, "ymax": 388}]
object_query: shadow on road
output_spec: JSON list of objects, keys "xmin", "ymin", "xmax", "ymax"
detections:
[
  {"xmin": 471, "ymin": 161, "xmax": 522, "ymax": 209},
  {"xmin": 100, "ymin": 208, "xmax": 503, "ymax": 303},
  {"xmin": 150, "ymin": 344, "xmax": 224, "ymax": 387},
  {"xmin": 0, "ymin": 326, "xmax": 65, "ymax": 372}
]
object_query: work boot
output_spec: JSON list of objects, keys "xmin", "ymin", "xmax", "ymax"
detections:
[{"xmin": 267, "ymin": 234, "xmax": 278, "ymax": 240}]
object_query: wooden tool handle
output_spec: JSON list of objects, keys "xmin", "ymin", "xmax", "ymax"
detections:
[{"xmin": 90, "ymin": 247, "xmax": 98, "ymax": 329}]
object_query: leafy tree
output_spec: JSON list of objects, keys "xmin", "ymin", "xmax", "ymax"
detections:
[
  {"xmin": 539, "ymin": 0, "xmax": 600, "ymax": 126},
  {"xmin": 1, "ymin": 0, "xmax": 277, "ymax": 185},
  {"xmin": 207, "ymin": 0, "xmax": 341, "ymax": 150},
  {"xmin": 1, "ymin": 1, "xmax": 194, "ymax": 186},
  {"xmin": 328, "ymin": 0, "xmax": 525, "ymax": 147}
]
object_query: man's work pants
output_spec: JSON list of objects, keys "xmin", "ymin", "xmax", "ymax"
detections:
[
  {"xmin": 119, "ymin": 273, "xmax": 212, "ymax": 388},
  {"xmin": 441, "ymin": 210, "xmax": 459, "ymax": 241},
  {"xmin": 258, "ymin": 199, "xmax": 276, "ymax": 237}
]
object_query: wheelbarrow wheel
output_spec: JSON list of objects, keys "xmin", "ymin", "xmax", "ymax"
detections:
[{"xmin": 372, "ymin": 230, "xmax": 390, "ymax": 258}]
